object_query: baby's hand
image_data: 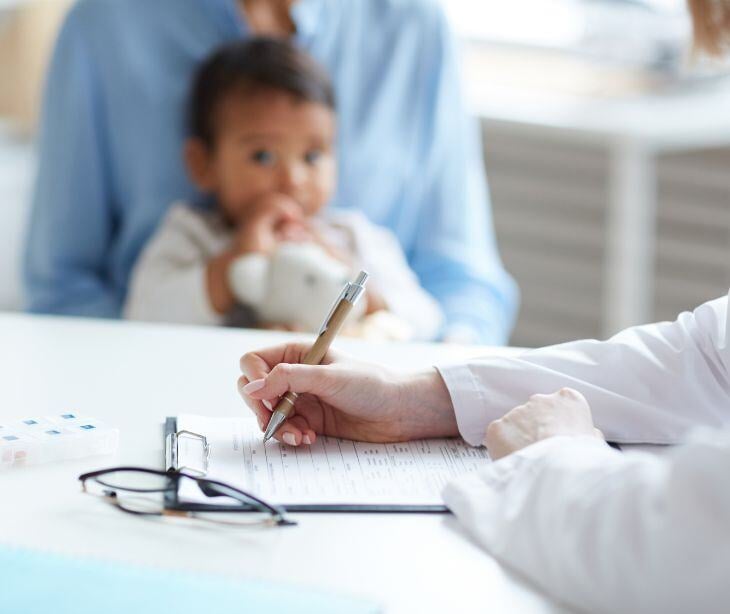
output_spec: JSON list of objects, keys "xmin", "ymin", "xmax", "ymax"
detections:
[
  {"xmin": 276, "ymin": 218, "xmax": 313, "ymax": 243},
  {"xmin": 233, "ymin": 194, "xmax": 307, "ymax": 254},
  {"xmin": 365, "ymin": 288, "xmax": 387, "ymax": 314}
]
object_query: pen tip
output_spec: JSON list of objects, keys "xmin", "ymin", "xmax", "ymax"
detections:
[{"xmin": 263, "ymin": 411, "xmax": 287, "ymax": 443}]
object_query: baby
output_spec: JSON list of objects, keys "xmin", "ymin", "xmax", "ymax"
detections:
[{"xmin": 124, "ymin": 38, "xmax": 443, "ymax": 340}]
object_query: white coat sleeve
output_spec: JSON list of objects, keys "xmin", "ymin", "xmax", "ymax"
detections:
[
  {"xmin": 123, "ymin": 206, "xmax": 224, "ymax": 326},
  {"xmin": 438, "ymin": 294, "xmax": 730, "ymax": 445},
  {"xmin": 443, "ymin": 430, "xmax": 730, "ymax": 614}
]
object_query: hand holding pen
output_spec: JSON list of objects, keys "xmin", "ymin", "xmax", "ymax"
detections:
[
  {"xmin": 261, "ymin": 271, "xmax": 369, "ymax": 443},
  {"xmin": 238, "ymin": 271, "xmax": 459, "ymax": 446}
]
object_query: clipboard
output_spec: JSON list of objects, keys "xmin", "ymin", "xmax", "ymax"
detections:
[{"xmin": 164, "ymin": 417, "xmax": 450, "ymax": 514}]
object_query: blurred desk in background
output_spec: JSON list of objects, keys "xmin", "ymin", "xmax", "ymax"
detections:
[{"xmin": 464, "ymin": 45, "xmax": 730, "ymax": 342}]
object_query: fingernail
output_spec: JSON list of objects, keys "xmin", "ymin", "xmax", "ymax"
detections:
[
  {"xmin": 282, "ymin": 432, "xmax": 297, "ymax": 446},
  {"xmin": 302, "ymin": 435, "xmax": 312, "ymax": 445},
  {"xmin": 262, "ymin": 399, "xmax": 273, "ymax": 411},
  {"xmin": 243, "ymin": 379, "xmax": 266, "ymax": 394}
]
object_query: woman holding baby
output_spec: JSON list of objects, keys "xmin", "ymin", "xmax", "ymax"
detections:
[{"xmin": 25, "ymin": 0, "xmax": 517, "ymax": 345}]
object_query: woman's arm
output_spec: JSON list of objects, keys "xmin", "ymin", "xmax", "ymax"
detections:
[
  {"xmin": 439, "ymin": 294, "xmax": 730, "ymax": 445},
  {"xmin": 444, "ymin": 430, "xmax": 730, "ymax": 614},
  {"xmin": 24, "ymin": 6, "xmax": 119, "ymax": 317},
  {"xmin": 407, "ymin": 6, "xmax": 518, "ymax": 345}
]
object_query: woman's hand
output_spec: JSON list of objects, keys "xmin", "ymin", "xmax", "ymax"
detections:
[
  {"xmin": 484, "ymin": 387, "xmax": 604, "ymax": 460},
  {"xmin": 238, "ymin": 343, "xmax": 459, "ymax": 446}
]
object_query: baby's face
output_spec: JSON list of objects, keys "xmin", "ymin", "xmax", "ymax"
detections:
[{"xmin": 189, "ymin": 89, "xmax": 336, "ymax": 225}]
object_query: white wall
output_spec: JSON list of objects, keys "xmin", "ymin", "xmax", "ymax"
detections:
[{"xmin": 0, "ymin": 130, "xmax": 34, "ymax": 311}]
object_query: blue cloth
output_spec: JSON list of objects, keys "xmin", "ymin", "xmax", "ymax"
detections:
[
  {"xmin": 24, "ymin": 0, "xmax": 518, "ymax": 343},
  {"xmin": 0, "ymin": 544, "xmax": 380, "ymax": 613}
]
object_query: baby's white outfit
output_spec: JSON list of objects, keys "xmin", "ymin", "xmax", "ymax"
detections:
[{"xmin": 124, "ymin": 203, "xmax": 443, "ymax": 341}]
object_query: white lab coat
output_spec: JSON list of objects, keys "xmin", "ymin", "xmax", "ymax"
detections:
[{"xmin": 438, "ymin": 293, "xmax": 730, "ymax": 614}]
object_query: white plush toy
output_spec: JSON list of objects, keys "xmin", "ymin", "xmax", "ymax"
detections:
[{"xmin": 227, "ymin": 242, "xmax": 367, "ymax": 333}]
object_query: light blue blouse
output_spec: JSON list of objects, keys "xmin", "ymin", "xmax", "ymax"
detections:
[{"xmin": 24, "ymin": 0, "xmax": 518, "ymax": 343}]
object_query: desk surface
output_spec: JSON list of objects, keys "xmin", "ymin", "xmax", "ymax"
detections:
[
  {"xmin": 464, "ymin": 45, "xmax": 730, "ymax": 152},
  {"xmin": 0, "ymin": 313, "xmax": 561, "ymax": 614}
]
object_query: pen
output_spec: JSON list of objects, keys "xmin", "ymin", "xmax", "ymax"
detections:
[{"xmin": 263, "ymin": 270, "xmax": 369, "ymax": 443}]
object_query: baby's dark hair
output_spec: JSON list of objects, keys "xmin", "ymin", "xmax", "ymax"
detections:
[{"xmin": 188, "ymin": 37, "xmax": 336, "ymax": 146}]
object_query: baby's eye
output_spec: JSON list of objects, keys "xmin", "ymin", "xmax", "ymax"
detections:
[
  {"xmin": 252, "ymin": 150, "xmax": 275, "ymax": 165},
  {"xmin": 304, "ymin": 150, "xmax": 322, "ymax": 165}
]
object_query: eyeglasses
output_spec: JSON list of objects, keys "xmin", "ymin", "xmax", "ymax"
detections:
[{"xmin": 79, "ymin": 466, "xmax": 295, "ymax": 528}]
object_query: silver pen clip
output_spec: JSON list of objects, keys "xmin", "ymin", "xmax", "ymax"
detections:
[{"xmin": 317, "ymin": 270, "xmax": 369, "ymax": 336}]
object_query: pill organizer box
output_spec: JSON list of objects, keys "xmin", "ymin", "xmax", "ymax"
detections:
[{"xmin": 0, "ymin": 413, "xmax": 118, "ymax": 469}]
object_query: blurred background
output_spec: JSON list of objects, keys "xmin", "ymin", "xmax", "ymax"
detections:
[{"xmin": 2, "ymin": 0, "xmax": 729, "ymax": 347}]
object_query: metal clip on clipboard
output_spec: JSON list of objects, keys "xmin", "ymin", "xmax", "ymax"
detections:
[{"xmin": 165, "ymin": 429, "xmax": 210, "ymax": 476}]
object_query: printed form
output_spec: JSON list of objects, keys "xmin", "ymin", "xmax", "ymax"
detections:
[{"xmin": 176, "ymin": 414, "xmax": 490, "ymax": 507}]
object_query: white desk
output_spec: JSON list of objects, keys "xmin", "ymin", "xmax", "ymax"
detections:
[
  {"xmin": 0, "ymin": 314, "xmax": 563, "ymax": 614},
  {"xmin": 465, "ymin": 47, "xmax": 730, "ymax": 335}
]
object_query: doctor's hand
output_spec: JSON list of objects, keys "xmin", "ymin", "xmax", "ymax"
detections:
[
  {"xmin": 484, "ymin": 388, "xmax": 604, "ymax": 460},
  {"xmin": 238, "ymin": 343, "xmax": 459, "ymax": 446}
]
